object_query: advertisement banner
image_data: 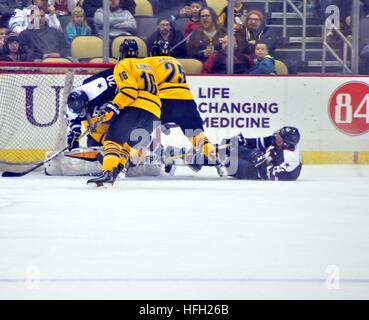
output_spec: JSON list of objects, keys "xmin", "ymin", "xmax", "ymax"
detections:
[{"xmin": 0, "ymin": 74, "xmax": 368, "ymax": 164}]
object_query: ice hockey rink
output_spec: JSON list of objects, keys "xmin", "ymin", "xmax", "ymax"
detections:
[{"xmin": 0, "ymin": 165, "xmax": 369, "ymax": 300}]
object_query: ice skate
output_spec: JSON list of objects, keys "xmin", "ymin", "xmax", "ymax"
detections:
[{"xmin": 87, "ymin": 169, "xmax": 116, "ymax": 187}]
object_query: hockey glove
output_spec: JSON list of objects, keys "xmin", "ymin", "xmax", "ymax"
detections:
[
  {"xmin": 67, "ymin": 125, "xmax": 82, "ymax": 151},
  {"xmin": 98, "ymin": 102, "xmax": 120, "ymax": 123},
  {"xmin": 270, "ymin": 165, "xmax": 286, "ymax": 180},
  {"xmin": 254, "ymin": 145, "xmax": 274, "ymax": 168}
]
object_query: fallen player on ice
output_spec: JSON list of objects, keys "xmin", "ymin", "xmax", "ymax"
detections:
[{"xmin": 162, "ymin": 126, "xmax": 303, "ymax": 181}]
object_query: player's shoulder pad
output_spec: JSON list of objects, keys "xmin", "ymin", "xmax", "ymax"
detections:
[{"xmin": 114, "ymin": 59, "xmax": 131, "ymax": 74}]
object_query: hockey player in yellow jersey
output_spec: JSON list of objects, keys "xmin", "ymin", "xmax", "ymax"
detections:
[
  {"xmin": 146, "ymin": 40, "xmax": 226, "ymax": 177},
  {"xmin": 87, "ymin": 39, "xmax": 161, "ymax": 187}
]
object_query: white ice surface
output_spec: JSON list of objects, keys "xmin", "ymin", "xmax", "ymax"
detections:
[{"xmin": 0, "ymin": 165, "xmax": 369, "ymax": 300}]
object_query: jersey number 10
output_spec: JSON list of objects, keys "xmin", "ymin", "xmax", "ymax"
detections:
[{"xmin": 140, "ymin": 71, "xmax": 158, "ymax": 95}]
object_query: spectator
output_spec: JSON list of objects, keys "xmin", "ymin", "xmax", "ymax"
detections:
[
  {"xmin": 121, "ymin": 0, "xmax": 136, "ymax": 15},
  {"xmin": 94, "ymin": 0, "xmax": 136, "ymax": 39},
  {"xmin": 186, "ymin": 7, "xmax": 227, "ymax": 62},
  {"xmin": 18, "ymin": 8, "xmax": 70, "ymax": 61},
  {"xmin": 249, "ymin": 41, "xmax": 276, "ymax": 74},
  {"xmin": 169, "ymin": 0, "xmax": 207, "ymax": 22},
  {"xmin": 147, "ymin": 18, "xmax": 187, "ymax": 58},
  {"xmin": 9, "ymin": 0, "xmax": 62, "ymax": 34},
  {"xmin": 0, "ymin": 32, "xmax": 27, "ymax": 60},
  {"xmin": 82, "ymin": 0, "xmax": 101, "ymax": 18},
  {"xmin": 241, "ymin": 9, "xmax": 280, "ymax": 55},
  {"xmin": 65, "ymin": 6, "xmax": 91, "ymax": 44},
  {"xmin": 183, "ymin": 0, "xmax": 203, "ymax": 38},
  {"xmin": 218, "ymin": 0, "xmax": 249, "ymax": 31},
  {"xmin": 83, "ymin": 0, "xmax": 135, "ymax": 18},
  {"xmin": 0, "ymin": 24, "xmax": 8, "ymax": 54},
  {"xmin": 50, "ymin": 0, "xmax": 75, "ymax": 16},
  {"xmin": 202, "ymin": 35, "xmax": 252, "ymax": 74}
]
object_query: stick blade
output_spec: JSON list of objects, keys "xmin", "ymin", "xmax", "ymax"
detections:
[{"xmin": 2, "ymin": 171, "xmax": 27, "ymax": 177}]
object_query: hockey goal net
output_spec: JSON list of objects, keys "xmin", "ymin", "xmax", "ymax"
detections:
[{"xmin": 0, "ymin": 62, "xmax": 115, "ymax": 172}]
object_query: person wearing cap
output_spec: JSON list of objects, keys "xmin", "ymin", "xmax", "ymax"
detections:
[{"xmin": 0, "ymin": 32, "xmax": 27, "ymax": 61}]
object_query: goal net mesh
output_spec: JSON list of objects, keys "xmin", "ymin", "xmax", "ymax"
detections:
[{"xmin": 0, "ymin": 63, "xmax": 114, "ymax": 172}]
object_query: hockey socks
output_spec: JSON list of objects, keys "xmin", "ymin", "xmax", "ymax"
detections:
[{"xmin": 102, "ymin": 140, "xmax": 121, "ymax": 171}]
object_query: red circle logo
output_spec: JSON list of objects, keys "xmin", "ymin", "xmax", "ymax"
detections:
[{"xmin": 328, "ymin": 81, "xmax": 369, "ymax": 135}]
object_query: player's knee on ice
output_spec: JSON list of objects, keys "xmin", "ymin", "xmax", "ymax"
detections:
[{"xmin": 228, "ymin": 146, "xmax": 261, "ymax": 180}]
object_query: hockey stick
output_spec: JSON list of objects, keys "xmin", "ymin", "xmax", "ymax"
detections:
[
  {"xmin": 1, "ymin": 130, "xmax": 91, "ymax": 177},
  {"xmin": 164, "ymin": 143, "xmax": 231, "ymax": 162},
  {"xmin": 2, "ymin": 114, "xmax": 106, "ymax": 177}
]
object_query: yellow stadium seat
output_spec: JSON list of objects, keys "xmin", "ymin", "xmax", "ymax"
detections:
[
  {"xmin": 42, "ymin": 58, "xmax": 72, "ymax": 63},
  {"xmin": 177, "ymin": 59, "xmax": 203, "ymax": 74},
  {"xmin": 206, "ymin": 0, "xmax": 227, "ymax": 16},
  {"xmin": 275, "ymin": 59, "xmax": 289, "ymax": 75},
  {"xmin": 111, "ymin": 36, "xmax": 148, "ymax": 59},
  {"xmin": 71, "ymin": 36, "xmax": 103, "ymax": 60},
  {"xmin": 89, "ymin": 57, "xmax": 119, "ymax": 64},
  {"xmin": 134, "ymin": 0, "xmax": 153, "ymax": 16}
]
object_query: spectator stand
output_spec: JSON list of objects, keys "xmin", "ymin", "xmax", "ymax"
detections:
[
  {"xmin": 71, "ymin": 35, "xmax": 103, "ymax": 61},
  {"xmin": 206, "ymin": 0, "xmax": 227, "ymax": 16},
  {"xmin": 177, "ymin": 58, "xmax": 203, "ymax": 74}
]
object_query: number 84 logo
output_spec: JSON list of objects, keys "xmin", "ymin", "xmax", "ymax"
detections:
[{"xmin": 329, "ymin": 81, "xmax": 369, "ymax": 135}]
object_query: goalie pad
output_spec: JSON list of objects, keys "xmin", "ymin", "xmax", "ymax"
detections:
[
  {"xmin": 45, "ymin": 147, "xmax": 103, "ymax": 176},
  {"xmin": 44, "ymin": 147, "xmax": 163, "ymax": 177}
]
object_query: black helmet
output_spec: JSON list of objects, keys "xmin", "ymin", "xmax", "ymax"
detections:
[
  {"xmin": 279, "ymin": 126, "xmax": 300, "ymax": 146},
  {"xmin": 150, "ymin": 40, "xmax": 171, "ymax": 56},
  {"xmin": 119, "ymin": 39, "xmax": 139, "ymax": 60},
  {"xmin": 67, "ymin": 90, "xmax": 89, "ymax": 114}
]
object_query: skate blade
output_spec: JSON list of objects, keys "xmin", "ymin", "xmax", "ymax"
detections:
[
  {"xmin": 165, "ymin": 164, "xmax": 176, "ymax": 176},
  {"xmin": 86, "ymin": 181, "xmax": 113, "ymax": 189},
  {"xmin": 116, "ymin": 173, "xmax": 126, "ymax": 181}
]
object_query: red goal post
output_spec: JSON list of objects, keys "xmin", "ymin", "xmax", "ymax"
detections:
[{"xmin": 0, "ymin": 62, "xmax": 115, "ymax": 172}]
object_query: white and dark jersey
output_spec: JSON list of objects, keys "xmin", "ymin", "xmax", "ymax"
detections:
[
  {"xmin": 245, "ymin": 135, "xmax": 303, "ymax": 181},
  {"xmin": 79, "ymin": 68, "xmax": 117, "ymax": 111},
  {"xmin": 66, "ymin": 68, "xmax": 117, "ymax": 123},
  {"xmin": 244, "ymin": 135, "xmax": 275, "ymax": 153}
]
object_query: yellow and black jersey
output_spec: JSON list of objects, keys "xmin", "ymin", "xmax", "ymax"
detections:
[
  {"xmin": 113, "ymin": 58, "xmax": 161, "ymax": 118},
  {"xmin": 145, "ymin": 56, "xmax": 194, "ymax": 100}
]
